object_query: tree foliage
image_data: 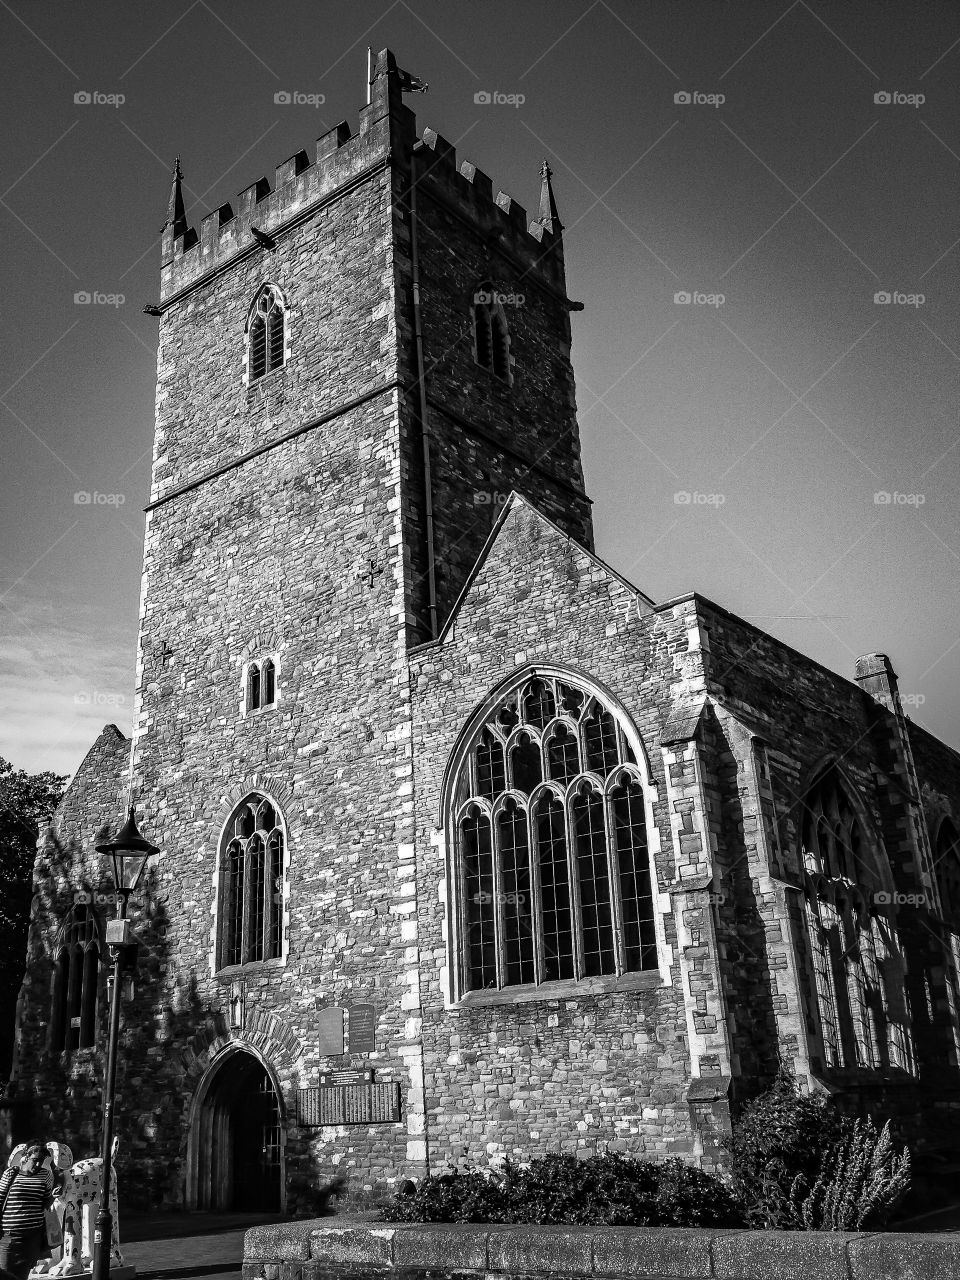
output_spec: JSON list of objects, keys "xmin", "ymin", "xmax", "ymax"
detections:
[{"xmin": 0, "ymin": 756, "xmax": 67, "ymax": 1076}]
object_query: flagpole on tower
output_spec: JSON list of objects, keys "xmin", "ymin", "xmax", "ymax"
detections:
[{"xmin": 367, "ymin": 47, "xmax": 374, "ymax": 105}]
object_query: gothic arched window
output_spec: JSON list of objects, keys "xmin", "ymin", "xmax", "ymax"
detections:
[
  {"xmin": 450, "ymin": 674, "xmax": 656, "ymax": 995},
  {"xmin": 800, "ymin": 768, "xmax": 911, "ymax": 1072},
  {"xmin": 473, "ymin": 285, "xmax": 511, "ymax": 383},
  {"xmin": 248, "ymin": 285, "xmax": 286, "ymax": 383},
  {"xmin": 50, "ymin": 905, "xmax": 100, "ymax": 1054},
  {"xmin": 220, "ymin": 795, "xmax": 285, "ymax": 968},
  {"xmin": 935, "ymin": 819, "xmax": 960, "ymax": 1064}
]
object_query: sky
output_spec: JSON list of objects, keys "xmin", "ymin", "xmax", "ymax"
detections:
[{"xmin": 1, "ymin": 0, "xmax": 958, "ymax": 778}]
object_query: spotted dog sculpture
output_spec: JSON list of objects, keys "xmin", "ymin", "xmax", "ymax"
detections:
[{"xmin": 12, "ymin": 1140, "xmax": 124, "ymax": 1277}]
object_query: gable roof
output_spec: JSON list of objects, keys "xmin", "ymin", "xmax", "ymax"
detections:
[{"xmin": 414, "ymin": 491, "xmax": 658, "ymax": 653}]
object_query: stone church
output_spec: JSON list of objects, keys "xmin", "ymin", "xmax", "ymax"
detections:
[{"xmin": 8, "ymin": 50, "xmax": 960, "ymax": 1211}]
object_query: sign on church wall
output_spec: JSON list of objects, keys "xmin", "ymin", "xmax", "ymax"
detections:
[
  {"xmin": 347, "ymin": 1002, "xmax": 376, "ymax": 1053},
  {"xmin": 317, "ymin": 1006, "xmax": 345, "ymax": 1055}
]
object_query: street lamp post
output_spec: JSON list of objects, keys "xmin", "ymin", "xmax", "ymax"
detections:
[{"xmin": 93, "ymin": 807, "xmax": 158, "ymax": 1280}]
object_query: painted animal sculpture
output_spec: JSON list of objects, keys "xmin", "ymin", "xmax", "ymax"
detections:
[{"xmin": 9, "ymin": 1140, "xmax": 123, "ymax": 1276}]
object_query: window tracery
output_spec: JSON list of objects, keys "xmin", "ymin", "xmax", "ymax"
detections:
[{"xmin": 450, "ymin": 674, "xmax": 655, "ymax": 995}]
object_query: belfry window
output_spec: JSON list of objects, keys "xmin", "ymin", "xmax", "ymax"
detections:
[
  {"xmin": 50, "ymin": 905, "xmax": 100, "ymax": 1053},
  {"xmin": 248, "ymin": 286, "xmax": 285, "ymax": 383},
  {"xmin": 220, "ymin": 794, "xmax": 285, "ymax": 968},
  {"xmin": 246, "ymin": 657, "xmax": 277, "ymax": 713},
  {"xmin": 450, "ymin": 674, "xmax": 656, "ymax": 995},
  {"xmin": 800, "ymin": 767, "xmax": 912, "ymax": 1073},
  {"xmin": 473, "ymin": 286, "xmax": 511, "ymax": 382}
]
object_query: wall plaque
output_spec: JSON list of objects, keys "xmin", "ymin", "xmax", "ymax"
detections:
[
  {"xmin": 316, "ymin": 1006, "xmax": 345, "ymax": 1055},
  {"xmin": 347, "ymin": 1003, "xmax": 376, "ymax": 1053},
  {"xmin": 320, "ymin": 1068, "xmax": 373, "ymax": 1086},
  {"xmin": 297, "ymin": 1082, "xmax": 401, "ymax": 1127}
]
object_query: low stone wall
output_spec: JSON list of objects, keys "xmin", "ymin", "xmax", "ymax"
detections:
[{"xmin": 244, "ymin": 1220, "xmax": 960, "ymax": 1280}]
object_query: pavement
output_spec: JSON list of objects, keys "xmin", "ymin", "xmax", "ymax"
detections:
[{"xmin": 122, "ymin": 1213, "xmax": 285, "ymax": 1280}]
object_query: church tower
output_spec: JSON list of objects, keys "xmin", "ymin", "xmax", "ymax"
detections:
[{"xmin": 121, "ymin": 48, "xmax": 591, "ymax": 1204}]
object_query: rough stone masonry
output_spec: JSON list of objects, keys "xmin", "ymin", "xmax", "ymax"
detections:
[{"xmin": 7, "ymin": 48, "xmax": 960, "ymax": 1211}]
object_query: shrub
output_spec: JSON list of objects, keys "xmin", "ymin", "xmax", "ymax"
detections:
[
  {"xmin": 788, "ymin": 1118, "xmax": 911, "ymax": 1231},
  {"xmin": 724, "ymin": 1071, "xmax": 910, "ymax": 1231},
  {"xmin": 382, "ymin": 1152, "xmax": 743, "ymax": 1227},
  {"xmin": 723, "ymin": 1071, "xmax": 853, "ymax": 1228}
]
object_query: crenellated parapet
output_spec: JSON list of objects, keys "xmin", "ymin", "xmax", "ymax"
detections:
[
  {"xmin": 159, "ymin": 47, "xmax": 567, "ymax": 304},
  {"xmin": 159, "ymin": 48, "xmax": 414, "ymax": 301},
  {"xmin": 413, "ymin": 126, "xmax": 566, "ymax": 291}
]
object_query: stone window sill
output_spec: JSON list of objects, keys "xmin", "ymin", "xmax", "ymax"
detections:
[
  {"xmin": 216, "ymin": 957, "xmax": 285, "ymax": 979},
  {"xmin": 453, "ymin": 968, "xmax": 665, "ymax": 1008}
]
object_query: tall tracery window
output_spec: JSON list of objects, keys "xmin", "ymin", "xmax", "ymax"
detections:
[
  {"xmin": 248, "ymin": 286, "xmax": 285, "ymax": 383},
  {"xmin": 935, "ymin": 819, "xmax": 960, "ymax": 1064},
  {"xmin": 50, "ymin": 906, "xmax": 100, "ymax": 1053},
  {"xmin": 220, "ymin": 795, "xmax": 285, "ymax": 968},
  {"xmin": 473, "ymin": 286, "xmax": 511, "ymax": 382},
  {"xmin": 800, "ymin": 768, "xmax": 911, "ymax": 1072},
  {"xmin": 451, "ymin": 675, "xmax": 657, "ymax": 994}
]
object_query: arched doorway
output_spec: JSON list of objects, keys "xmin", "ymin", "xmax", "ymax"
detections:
[{"xmin": 194, "ymin": 1049, "xmax": 284, "ymax": 1211}]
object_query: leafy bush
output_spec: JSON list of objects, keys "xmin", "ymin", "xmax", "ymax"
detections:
[
  {"xmin": 724, "ymin": 1071, "xmax": 910, "ymax": 1230},
  {"xmin": 787, "ymin": 1118, "xmax": 910, "ymax": 1231},
  {"xmin": 382, "ymin": 1152, "xmax": 743, "ymax": 1227}
]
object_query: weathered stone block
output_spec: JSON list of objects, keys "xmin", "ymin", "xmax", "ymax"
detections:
[
  {"xmin": 592, "ymin": 1226, "xmax": 711, "ymax": 1277},
  {"xmin": 712, "ymin": 1228, "xmax": 854, "ymax": 1280},
  {"xmin": 848, "ymin": 1231, "xmax": 960, "ymax": 1280},
  {"xmin": 487, "ymin": 1225, "xmax": 595, "ymax": 1274}
]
